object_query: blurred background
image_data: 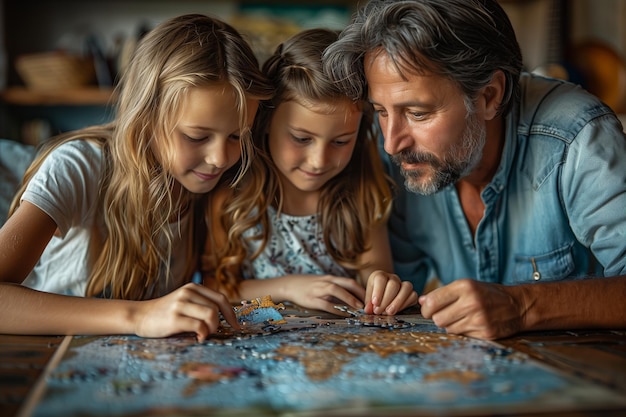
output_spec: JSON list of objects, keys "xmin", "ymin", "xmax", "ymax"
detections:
[{"xmin": 0, "ymin": 0, "xmax": 625, "ymax": 144}]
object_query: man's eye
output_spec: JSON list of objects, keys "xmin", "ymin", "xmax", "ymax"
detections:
[{"xmin": 408, "ymin": 111, "xmax": 427, "ymax": 120}]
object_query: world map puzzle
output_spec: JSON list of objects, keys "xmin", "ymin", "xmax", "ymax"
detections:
[{"xmin": 24, "ymin": 299, "xmax": 626, "ymax": 416}]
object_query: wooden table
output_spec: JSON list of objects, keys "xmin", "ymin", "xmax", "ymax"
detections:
[
  {"xmin": 1, "ymin": 311, "xmax": 625, "ymax": 417},
  {"xmin": 0, "ymin": 335, "xmax": 64, "ymax": 417}
]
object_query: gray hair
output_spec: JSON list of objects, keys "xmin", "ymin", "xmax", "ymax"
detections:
[{"xmin": 323, "ymin": 0, "xmax": 523, "ymax": 116}]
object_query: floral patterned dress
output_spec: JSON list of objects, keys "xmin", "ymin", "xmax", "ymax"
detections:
[{"xmin": 242, "ymin": 206, "xmax": 352, "ymax": 280}]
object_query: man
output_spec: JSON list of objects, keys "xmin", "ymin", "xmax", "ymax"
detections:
[{"xmin": 323, "ymin": 0, "xmax": 626, "ymax": 339}]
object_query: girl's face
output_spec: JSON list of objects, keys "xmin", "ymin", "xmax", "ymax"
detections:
[
  {"xmin": 268, "ymin": 99, "xmax": 361, "ymax": 208},
  {"xmin": 170, "ymin": 84, "xmax": 258, "ymax": 195}
]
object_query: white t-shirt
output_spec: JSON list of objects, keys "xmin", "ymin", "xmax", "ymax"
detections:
[{"xmin": 21, "ymin": 140, "xmax": 191, "ymax": 297}]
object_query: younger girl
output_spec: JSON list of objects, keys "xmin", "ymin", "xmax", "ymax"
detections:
[
  {"xmin": 205, "ymin": 28, "xmax": 417, "ymax": 315},
  {"xmin": 0, "ymin": 14, "xmax": 273, "ymax": 341}
]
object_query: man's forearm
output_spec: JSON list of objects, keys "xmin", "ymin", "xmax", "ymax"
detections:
[{"xmin": 517, "ymin": 276, "xmax": 626, "ymax": 332}]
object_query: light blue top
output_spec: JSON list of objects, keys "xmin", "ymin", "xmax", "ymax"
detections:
[{"xmin": 385, "ymin": 72, "xmax": 626, "ymax": 292}]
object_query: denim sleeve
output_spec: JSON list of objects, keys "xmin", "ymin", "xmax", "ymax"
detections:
[
  {"xmin": 388, "ymin": 204, "xmax": 439, "ymax": 293},
  {"xmin": 561, "ymin": 114, "xmax": 626, "ymax": 276}
]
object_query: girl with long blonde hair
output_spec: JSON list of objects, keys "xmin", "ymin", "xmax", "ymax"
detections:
[{"xmin": 0, "ymin": 14, "xmax": 273, "ymax": 341}]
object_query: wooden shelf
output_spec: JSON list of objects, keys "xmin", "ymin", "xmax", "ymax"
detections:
[{"xmin": 0, "ymin": 87, "xmax": 115, "ymax": 106}]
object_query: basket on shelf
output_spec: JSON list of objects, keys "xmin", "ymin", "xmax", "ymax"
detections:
[{"xmin": 15, "ymin": 51, "xmax": 95, "ymax": 90}]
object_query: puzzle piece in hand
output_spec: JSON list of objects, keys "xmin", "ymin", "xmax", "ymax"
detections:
[
  {"xmin": 209, "ymin": 298, "xmax": 325, "ymax": 341},
  {"xmin": 234, "ymin": 295, "xmax": 287, "ymax": 325}
]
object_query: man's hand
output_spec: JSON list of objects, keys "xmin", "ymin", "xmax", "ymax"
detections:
[{"xmin": 418, "ymin": 278, "xmax": 525, "ymax": 339}]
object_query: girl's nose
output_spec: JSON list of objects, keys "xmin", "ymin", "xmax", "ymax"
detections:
[
  {"xmin": 204, "ymin": 138, "xmax": 229, "ymax": 169},
  {"xmin": 308, "ymin": 144, "xmax": 330, "ymax": 170}
]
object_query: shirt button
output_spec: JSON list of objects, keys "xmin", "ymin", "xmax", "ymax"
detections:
[{"xmin": 533, "ymin": 272, "xmax": 541, "ymax": 280}]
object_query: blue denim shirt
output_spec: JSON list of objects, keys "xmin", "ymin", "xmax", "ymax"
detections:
[{"xmin": 386, "ymin": 73, "xmax": 626, "ymax": 293}]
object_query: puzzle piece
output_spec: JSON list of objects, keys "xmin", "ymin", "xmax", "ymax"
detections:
[
  {"xmin": 334, "ymin": 305, "xmax": 416, "ymax": 329},
  {"xmin": 333, "ymin": 305, "xmax": 363, "ymax": 317},
  {"xmin": 234, "ymin": 295, "xmax": 287, "ymax": 325},
  {"xmin": 346, "ymin": 314, "xmax": 413, "ymax": 329},
  {"xmin": 210, "ymin": 314, "xmax": 322, "ymax": 342}
]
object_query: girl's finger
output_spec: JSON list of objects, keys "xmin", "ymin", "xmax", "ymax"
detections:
[{"xmin": 185, "ymin": 283, "xmax": 240, "ymax": 330}]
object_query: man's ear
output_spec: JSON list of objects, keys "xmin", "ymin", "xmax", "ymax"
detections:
[{"xmin": 481, "ymin": 70, "xmax": 506, "ymax": 120}]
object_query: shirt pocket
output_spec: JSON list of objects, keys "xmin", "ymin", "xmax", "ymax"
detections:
[{"xmin": 513, "ymin": 243, "xmax": 575, "ymax": 283}]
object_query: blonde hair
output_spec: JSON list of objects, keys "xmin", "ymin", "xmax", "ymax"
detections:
[
  {"xmin": 9, "ymin": 14, "xmax": 273, "ymax": 300},
  {"xmin": 210, "ymin": 28, "xmax": 394, "ymax": 297}
]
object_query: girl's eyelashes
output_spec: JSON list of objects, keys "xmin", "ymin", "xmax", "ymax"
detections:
[
  {"xmin": 290, "ymin": 134, "xmax": 311, "ymax": 144},
  {"xmin": 181, "ymin": 132, "xmax": 241, "ymax": 142},
  {"xmin": 183, "ymin": 133, "xmax": 208, "ymax": 143},
  {"xmin": 288, "ymin": 133, "xmax": 353, "ymax": 146},
  {"xmin": 333, "ymin": 133, "xmax": 357, "ymax": 146}
]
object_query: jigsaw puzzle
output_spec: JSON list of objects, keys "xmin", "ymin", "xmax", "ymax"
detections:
[{"xmin": 24, "ymin": 298, "xmax": 626, "ymax": 417}]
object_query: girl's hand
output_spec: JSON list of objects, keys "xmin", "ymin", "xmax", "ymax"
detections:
[
  {"xmin": 133, "ymin": 283, "xmax": 240, "ymax": 342},
  {"xmin": 364, "ymin": 270, "xmax": 418, "ymax": 315},
  {"xmin": 282, "ymin": 274, "xmax": 366, "ymax": 315}
]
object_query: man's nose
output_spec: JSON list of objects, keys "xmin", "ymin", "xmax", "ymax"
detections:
[{"xmin": 382, "ymin": 116, "xmax": 411, "ymax": 156}]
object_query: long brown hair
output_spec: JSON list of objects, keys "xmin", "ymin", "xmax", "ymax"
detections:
[{"xmin": 210, "ymin": 28, "xmax": 394, "ymax": 297}]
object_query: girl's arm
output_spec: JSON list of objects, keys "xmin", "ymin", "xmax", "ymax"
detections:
[
  {"xmin": 203, "ymin": 202, "xmax": 365, "ymax": 313},
  {"xmin": 237, "ymin": 273, "xmax": 365, "ymax": 315},
  {"xmin": 0, "ymin": 201, "xmax": 239, "ymax": 340},
  {"xmin": 0, "ymin": 282, "xmax": 239, "ymax": 341},
  {"xmin": 234, "ymin": 224, "xmax": 415, "ymax": 316},
  {"xmin": 360, "ymin": 224, "xmax": 418, "ymax": 315},
  {"xmin": 0, "ymin": 201, "xmax": 56, "ymax": 283}
]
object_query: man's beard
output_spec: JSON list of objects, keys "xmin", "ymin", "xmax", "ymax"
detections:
[{"xmin": 390, "ymin": 111, "xmax": 486, "ymax": 195}]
